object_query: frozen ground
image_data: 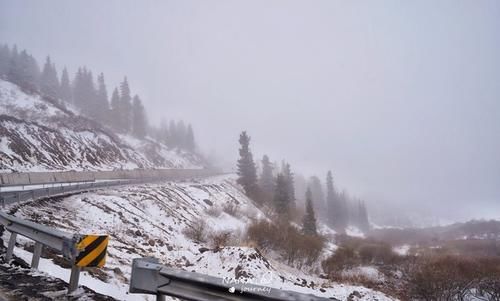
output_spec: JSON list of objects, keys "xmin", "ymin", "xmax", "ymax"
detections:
[
  {"xmin": 0, "ymin": 79, "xmax": 202, "ymax": 172},
  {"xmin": 3, "ymin": 175, "xmax": 397, "ymax": 301}
]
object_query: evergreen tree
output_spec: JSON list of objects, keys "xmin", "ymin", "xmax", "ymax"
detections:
[
  {"xmin": 273, "ymin": 173, "xmax": 290, "ymax": 216},
  {"xmin": 302, "ymin": 187, "xmax": 317, "ymax": 235},
  {"xmin": 258, "ymin": 155, "xmax": 274, "ymax": 202},
  {"xmin": 176, "ymin": 120, "xmax": 187, "ymax": 149},
  {"xmin": 72, "ymin": 68, "xmax": 84, "ymax": 108},
  {"xmin": 119, "ymin": 77, "xmax": 132, "ymax": 133},
  {"xmin": 132, "ymin": 95, "xmax": 147, "ymax": 138},
  {"xmin": 338, "ymin": 190, "xmax": 349, "ymax": 230},
  {"xmin": 73, "ymin": 67, "xmax": 96, "ymax": 116},
  {"xmin": 309, "ymin": 176, "xmax": 326, "ymax": 219},
  {"xmin": 159, "ymin": 119, "xmax": 170, "ymax": 146},
  {"xmin": 186, "ymin": 124, "xmax": 196, "ymax": 151},
  {"xmin": 169, "ymin": 120, "xmax": 178, "ymax": 146},
  {"xmin": 326, "ymin": 171, "xmax": 339, "ymax": 229},
  {"xmin": 358, "ymin": 201, "xmax": 370, "ymax": 233},
  {"xmin": 236, "ymin": 131, "xmax": 259, "ymax": 199},
  {"xmin": 0, "ymin": 44, "xmax": 11, "ymax": 78},
  {"xmin": 282, "ymin": 162, "xmax": 296, "ymax": 209},
  {"xmin": 95, "ymin": 73, "xmax": 110, "ymax": 124},
  {"xmin": 9, "ymin": 49, "xmax": 40, "ymax": 92},
  {"xmin": 40, "ymin": 56, "xmax": 60, "ymax": 100},
  {"xmin": 109, "ymin": 88, "xmax": 121, "ymax": 131},
  {"xmin": 59, "ymin": 67, "xmax": 72, "ymax": 104}
]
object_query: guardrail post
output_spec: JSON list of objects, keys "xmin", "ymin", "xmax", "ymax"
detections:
[
  {"xmin": 68, "ymin": 264, "xmax": 80, "ymax": 293},
  {"xmin": 5, "ymin": 232, "xmax": 17, "ymax": 261},
  {"xmin": 31, "ymin": 242, "xmax": 43, "ymax": 269},
  {"xmin": 157, "ymin": 295, "xmax": 166, "ymax": 301}
]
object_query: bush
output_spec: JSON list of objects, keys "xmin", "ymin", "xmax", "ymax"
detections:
[
  {"xmin": 205, "ymin": 206, "xmax": 222, "ymax": 218},
  {"xmin": 322, "ymin": 246, "xmax": 358, "ymax": 276},
  {"xmin": 182, "ymin": 218, "xmax": 208, "ymax": 243},
  {"xmin": 246, "ymin": 220, "xmax": 278, "ymax": 252},
  {"xmin": 358, "ymin": 242, "xmax": 397, "ymax": 265},
  {"xmin": 209, "ymin": 231, "xmax": 232, "ymax": 249},
  {"xmin": 222, "ymin": 202, "xmax": 239, "ymax": 217},
  {"xmin": 405, "ymin": 255, "xmax": 483, "ymax": 301},
  {"xmin": 246, "ymin": 219, "xmax": 325, "ymax": 267},
  {"xmin": 474, "ymin": 257, "xmax": 500, "ymax": 301}
]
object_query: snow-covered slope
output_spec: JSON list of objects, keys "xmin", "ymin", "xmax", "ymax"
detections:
[
  {"xmin": 6, "ymin": 175, "xmax": 396, "ymax": 301},
  {"xmin": 0, "ymin": 79, "xmax": 202, "ymax": 172}
]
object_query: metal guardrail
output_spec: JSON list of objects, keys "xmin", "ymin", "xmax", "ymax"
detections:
[
  {"xmin": 129, "ymin": 257, "xmax": 331, "ymax": 301},
  {"xmin": 0, "ymin": 170, "xmax": 221, "ymax": 207},
  {"xmin": 0, "ymin": 179, "xmax": 135, "ymax": 207},
  {"xmin": 0, "ymin": 211, "xmax": 107, "ymax": 293}
]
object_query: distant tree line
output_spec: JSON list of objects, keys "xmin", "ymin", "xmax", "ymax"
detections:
[
  {"xmin": 236, "ymin": 131, "xmax": 370, "ymax": 235},
  {"xmin": 0, "ymin": 44, "xmax": 196, "ymax": 151}
]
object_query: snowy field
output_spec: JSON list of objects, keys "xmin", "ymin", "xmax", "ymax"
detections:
[
  {"xmin": 0, "ymin": 79, "xmax": 202, "ymax": 172},
  {"xmin": 5, "ymin": 175, "xmax": 397, "ymax": 301}
]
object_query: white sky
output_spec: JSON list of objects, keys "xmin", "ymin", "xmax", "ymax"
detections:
[{"xmin": 1, "ymin": 0, "xmax": 499, "ymax": 222}]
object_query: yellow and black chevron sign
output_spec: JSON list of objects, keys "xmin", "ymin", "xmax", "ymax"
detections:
[{"xmin": 75, "ymin": 235, "xmax": 109, "ymax": 267}]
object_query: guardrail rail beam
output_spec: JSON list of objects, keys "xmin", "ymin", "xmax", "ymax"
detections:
[{"xmin": 130, "ymin": 257, "xmax": 331, "ymax": 301}]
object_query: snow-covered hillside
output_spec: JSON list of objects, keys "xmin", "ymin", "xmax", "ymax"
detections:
[
  {"xmin": 5, "ymin": 175, "xmax": 396, "ymax": 301},
  {"xmin": 0, "ymin": 79, "xmax": 202, "ymax": 172}
]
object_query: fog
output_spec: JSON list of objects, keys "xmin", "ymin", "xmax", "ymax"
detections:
[{"xmin": 1, "ymin": 0, "xmax": 499, "ymax": 223}]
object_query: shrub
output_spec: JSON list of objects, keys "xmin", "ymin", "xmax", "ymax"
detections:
[
  {"xmin": 358, "ymin": 242, "xmax": 396, "ymax": 265},
  {"xmin": 476, "ymin": 257, "xmax": 500, "ymax": 301},
  {"xmin": 246, "ymin": 219, "xmax": 325, "ymax": 267},
  {"xmin": 406, "ymin": 255, "xmax": 479, "ymax": 301},
  {"xmin": 209, "ymin": 231, "xmax": 232, "ymax": 249},
  {"xmin": 182, "ymin": 218, "xmax": 208, "ymax": 243},
  {"xmin": 222, "ymin": 202, "xmax": 239, "ymax": 217},
  {"xmin": 322, "ymin": 246, "xmax": 358, "ymax": 276},
  {"xmin": 205, "ymin": 205, "xmax": 222, "ymax": 218}
]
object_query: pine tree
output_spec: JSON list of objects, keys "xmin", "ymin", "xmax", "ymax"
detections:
[
  {"xmin": 132, "ymin": 95, "xmax": 147, "ymax": 138},
  {"xmin": 358, "ymin": 201, "xmax": 370, "ymax": 233},
  {"xmin": 258, "ymin": 155, "xmax": 274, "ymax": 203},
  {"xmin": 169, "ymin": 120, "xmax": 178, "ymax": 147},
  {"xmin": 159, "ymin": 119, "xmax": 170, "ymax": 146},
  {"xmin": 282, "ymin": 162, "xmax": 296, "ymax": 209},
  {"xmin": 236, "ymin": 131, "xmax": 259, "ymax": 199},
  {"xmin": 273, "ymin": 173, "xmax": 290, "ymax": 216},
  {"xmin": 338, "ymin": 190, "xmax": 349, "ymax": 230},
  {"xmin": 40, "ymin": 56, "xmax": 60, "ymax": 99},
  {"xmin": 7, "ymin": 45, "xmax": 19, "ymax": 83},
  {"xmin": 9, "ymin": 49, "xmax": 40, "ymax": 92},
  {"xmin": 176, "ymin": 120, "xmax": 187, "ymax": 149},
  {"xmin": 72, "ymin": 68, "xmax": 84, "ymax": 108},
  {"xmin": 0, "ymin": 44, "xmax": 11, "ymax": 78},
  {"xmin": 59, "ymin": 67, "xmax": 72, "ymax": 104},
  {"xmin": 309, "ymin": 176, "xmax": 326, "ymax": 220},
  {"xmin": 95, "ymin": 73, "xmax": 109, "ymax": 124},
  {"xmin": 302, "ymin": 187, "xmax": 317, "ymax": 235},
  {"xmin": 72, "ymin": 67, "xmax": 96, "ymax": 116},
  {"xmin": 326, "ymin": 171, "xmax": 338, "ymax": 229},
  {"xmin": 119, "ymin": 77, "xmax": 132, "ymax": 133},
  {"xmin": 186, "ymin": 124, "xmax": 196, "ymax": 151},
  {"xmin": 109, "ymin": 88, "xmax": 121, "ymax": 131}
]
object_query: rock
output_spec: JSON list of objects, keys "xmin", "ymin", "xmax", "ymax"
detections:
[
  {"xmin": 347, "ymin": 291, "xmax": 362, "ymax": 301},
  {"xmin": 148, "ymin": 239, "xmax": 155, "ymax": 246},
  {"xmin": 135, "ymin": 230, "xmax": 142, "ymax": 236},
  {"xmin": 199, "ymin": 247, "xmax": 210, "ymax": 253},
  {"xmin": 203, "ymin": 199, "xmax": 213, "ymax": 206}
]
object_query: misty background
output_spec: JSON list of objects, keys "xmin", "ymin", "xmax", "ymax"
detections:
[{"xmin": 1, "ymin": 0, "xmax": 499, "ymax": 224}]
